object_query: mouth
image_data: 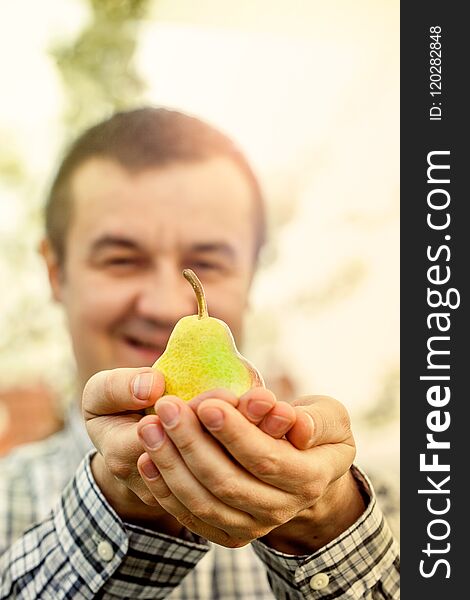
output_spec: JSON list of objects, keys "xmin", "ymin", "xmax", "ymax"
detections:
[{"xmin": 120, "ymin": 334, "xmax": 165, "ymax": 363}]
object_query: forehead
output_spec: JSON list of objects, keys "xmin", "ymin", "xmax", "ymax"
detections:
[{"xmin": 67, "ymin": 157, "xmax": 257, "ymax": 254}]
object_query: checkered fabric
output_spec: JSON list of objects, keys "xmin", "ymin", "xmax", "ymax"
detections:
[{"xmin": 0, "ymin": 404, "xmax": 399, "ymax": 599}]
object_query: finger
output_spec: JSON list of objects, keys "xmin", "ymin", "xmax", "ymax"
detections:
[
  {"xmin": 88, "ymin": 415, "xmax": 161, "ymax": 507},
  {"xmin": 197, "ymin": 398, "xmax": 357, "ymax": 511},
  {"xmin": 196, "ymin": 399, "xmax": 307, "ymax": 491},
  {"xmin": 138, "ymin": 398, "xmax": 289, "ymax": 516},
  {"xmin": 82, "ymin": 367, "xmax": 165, "ymax": 419},
  {"xmin": 258, "ymin": 401, "xmax": 297, "ymax": 438},
  {"xmin": 136, "ymin": 446, "xmax": 243, "ymax": 530},
  {"xmin": 237, "ymin": 387, "xmax": 277, "ymax": 424},
  {"xmin": 136, "ymin": 421, "xmax": 259, "ymax": 534},
  {"xmin": 137, "ymin": 452, "xmax": 250, "ymax": 548},
  {"xmin": 197, "ymin": 399, "xmax": 353, "ymax": 497},
  {"xmin": 284, "ymin": 409, "xmax": 315, "ymax": 450},
  {"xmin": 187, "ymin": 388, "xmax": 239, "ymax": 411},
  {"xmin": 286, "ymin": 396, "xmax": 353, "ymax": 450}
]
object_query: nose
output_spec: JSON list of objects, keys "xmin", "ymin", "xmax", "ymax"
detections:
[{"xmin": 135, "ymin": 263, "xmax": 197, "ymax": 326}]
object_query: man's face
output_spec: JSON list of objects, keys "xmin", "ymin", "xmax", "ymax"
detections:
[{"xmin": 45, "ymin": 157, "xmax": 258, "ymax": 389}]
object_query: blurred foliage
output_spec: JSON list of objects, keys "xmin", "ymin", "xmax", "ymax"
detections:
[
  {"xmin": 50, "ymin": 0, "xmax": 151, "ymax": 136},
  {"xmin": 362, "ymin": 366, "xmax": 400, "ymax": 426},
  {"xmin": 292, "ymin": 259, "xmax": 367, "ymax": 312},
  {"xmin": 0, "ymin": 142, "xmax": 26, "ymax": 185},
  {"xmin": 1, "ymin": 2, "xmax": 399, "ymax": 438},
  {"xmin": 0, "ymin": 0, "xmax": 152, "ymax": 399}
]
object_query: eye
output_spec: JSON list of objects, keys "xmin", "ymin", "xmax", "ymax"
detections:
[
  {"xmin": 99, "ymin": 255, "xmax": 146, "ymax": 272},
  {"xmin": 106, "ymin": 257, "xmax": 138, "ymax": 266},
  {"xmin": 189, "ymin": 260, "xmax": 221, "ymax": 272}
]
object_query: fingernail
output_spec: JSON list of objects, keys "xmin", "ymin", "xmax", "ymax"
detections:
[
  {"xmin": 141, "ymin": 460, "xmax": 160, "ymax": 480},
  {"xmin": 264, "ymin": 414, "xmax": 291, "ymax": 434},
  {"xmin": 133, "ymin": 373, "xmax": 154, "ymax": 400},
  {"xmin": 199, "ymin": 407, "xmax": 224, "ymax": 430},
  {"xmin": 157, "ymin": 401, "xmax": 180, "ymax": 427},
  {"xmin": 247, "ymin": 399, "xmax": 273, "ymax": 419},
  {"xmin": 140, "ymin": 423, "xmax": 165, "ymax": 449}
]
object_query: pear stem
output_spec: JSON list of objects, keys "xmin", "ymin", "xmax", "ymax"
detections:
[{"xmin": 183, "ymin": 269, "xmax": 208, "ymax": 319}]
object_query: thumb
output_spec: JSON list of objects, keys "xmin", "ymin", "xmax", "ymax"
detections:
[{"xmin": 286, "ymin": 395, "xmax": 353, "ymax": 450}]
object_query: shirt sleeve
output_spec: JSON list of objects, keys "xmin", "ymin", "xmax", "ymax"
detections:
[
  {"xmin": 0, "ymin": 451, "xmax": 210, "ymax": 600},
  {"xmin": 251, "ymin": 466, "xmax": 400, "ymax": 599}
]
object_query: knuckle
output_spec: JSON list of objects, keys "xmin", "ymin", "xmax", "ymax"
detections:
[
  {"xmin": 176, "ymin": 510, "xmax": 197, "ymax": 530},
  {"xmin": 130, "ymin": 478, "xmax": 161, "ymax": 506},
  {"xmin": 250, "ymin": 452, "xmax": 281, "ymax": 478},
  {"xmin": 254, "ymin": 503, "xmax": 288, "ymax": 528},
  {"xmin": 267, "ymin": 508, "xmax": 288, "ymax": 527},
  {"xmin": 153, "ymin": 484, "xmax": 173, "ymax": 501},
  {"xmin": 207, "ymin": 419, "xmax": 244, "ymax": 447},
  {"xmin": 153, "ymin": 454, "xmax": 176, "ymax": 473},
  {"xmin": 227, "ymin": 429, "xmax": 247, "ymax": 448},
  {"xmin": 106, "ymin": 455, "xmax": 133, "ymax": 481},
  {"xmin": 141, "ymin": 490, "xmax": 160, "ymax": 507},
  {"xmin": 186, "ymin": 499, "xmax": 213, "ymax": 521},
  {"xmin": 175, "ymin": 434, "xmax": 198, "ymax": 456},
  {"xmin": 210, "ymin": 475, "xmax": 240, "ymax": 503},
  {"xmin": 304, "ymin": 478, "xmax": 327, "ymax": 502}
]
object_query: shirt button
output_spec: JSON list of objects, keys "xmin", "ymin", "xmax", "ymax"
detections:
[
  {"xmin": 310, "ymin": 572, "xmax": 330, "ymax": 590},
  {"xmin": 97, "ymin": 540, "xmax": 114, "ymax": 562}
]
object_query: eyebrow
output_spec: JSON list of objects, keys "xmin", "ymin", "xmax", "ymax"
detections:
[
  {"xmin": 88, "ymin": 236, "xmax": 236, "ymax": 260},
  {"xmin": 189, "ymin": 242, "xmax": 236, "ymax": 260},
  {"xmin": 89, "ymin": 235, "xmax": 143, "ymax": 256}
]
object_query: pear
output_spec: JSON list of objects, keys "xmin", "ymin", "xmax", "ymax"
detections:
[{"xmin": 152, "ymin": 269, "xmax": 264, "ymax": 402}]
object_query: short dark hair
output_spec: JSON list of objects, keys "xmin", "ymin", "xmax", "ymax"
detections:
[{"xmin": 45, "ymin": 107, "xmax": 266, "ymax": 264}]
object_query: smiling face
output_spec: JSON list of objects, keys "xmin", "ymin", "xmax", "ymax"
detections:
[{"xmin": 42, "ymin": 156, "xmax": 258, "ymax": 390}]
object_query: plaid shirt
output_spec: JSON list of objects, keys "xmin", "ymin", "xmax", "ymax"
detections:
[{"xmin": 0, "ymin": 404, "xmax": 399, "ymax": 599}]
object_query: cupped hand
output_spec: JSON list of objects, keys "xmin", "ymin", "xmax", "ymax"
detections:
[
  {"xmin": 82, "ymin": 367, "xmax": 183, "ymax": 531},
  {"xmin": 81, "ymin": 368, "xmax": 297, "ymax": 531},
  {"xmin": 136, "ymin": 394, "xmax": 363, "ymax": 550},
  {"xmin": 189, "ymin": 386, "xmax": 299, "ymax": 439},
  {"xmin": 82, "ymin": 366, "xmax": 362, "ymax": 549}
]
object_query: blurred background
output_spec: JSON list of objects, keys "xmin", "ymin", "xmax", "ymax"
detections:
[{"xmin": 0, "ymin": 0, "xmax": 399, "ymax": 532}]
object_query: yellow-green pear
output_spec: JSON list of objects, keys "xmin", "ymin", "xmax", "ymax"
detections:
[{"xmin": 152, "ymin": 269, "xmax": 264, "ymax": 402}]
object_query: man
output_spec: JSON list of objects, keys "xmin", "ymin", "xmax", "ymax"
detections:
[{"xmin": 0, "ymin": 108, "xmax": 399, "ymax": 598}]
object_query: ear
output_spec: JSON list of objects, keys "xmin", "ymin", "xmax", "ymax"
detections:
[{"xmin": 39, "ymin": 238, "xmax": 65, "ymax": 303}]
